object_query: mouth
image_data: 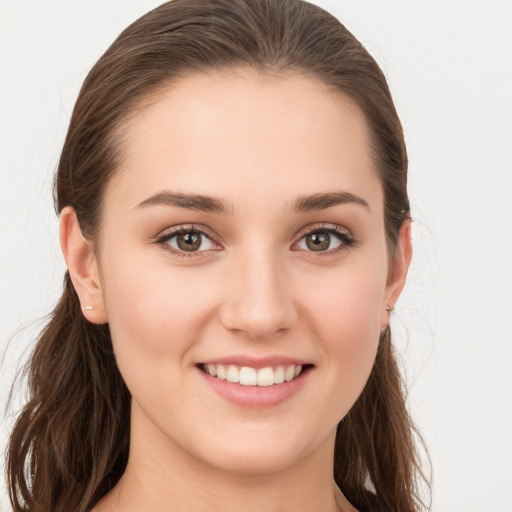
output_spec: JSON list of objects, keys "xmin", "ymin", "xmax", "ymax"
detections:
[{"xmin": 198, "ymin": 363, "xmax": 313, "ymax": 387}]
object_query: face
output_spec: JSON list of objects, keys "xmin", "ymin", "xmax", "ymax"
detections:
[{"xmin": 90, "ymin": 69, "xmax": 401, "ymax": 474}]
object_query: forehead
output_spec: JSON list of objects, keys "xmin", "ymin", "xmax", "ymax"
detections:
[{"xmin": 107, "ymin": 68, "xmax": 382, "ymax": 216}]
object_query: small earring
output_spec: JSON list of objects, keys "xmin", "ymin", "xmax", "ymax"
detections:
[
  {"xmin": 385, "ymin": 304, "xmax": 393, "ymax": 314},
  {"xmin": 85, "ymin": 305, "xmax": 94, "ymax": 310}
]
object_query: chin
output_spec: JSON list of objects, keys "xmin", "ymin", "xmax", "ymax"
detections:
[
  {"xmin": 203, "ymin": 446, "xmax": 305, "ymax": 476},
  {"xmin": 191, "ymin": 424, "xmax": 326, "ymax": 476}
]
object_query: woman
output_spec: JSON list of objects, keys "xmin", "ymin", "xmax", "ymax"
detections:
[{"xmin": 7, "ymin": 0, "xmax": 431, "ymax": 510}]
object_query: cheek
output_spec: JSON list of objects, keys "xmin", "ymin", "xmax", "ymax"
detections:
[
  {"xmin": 100, "ymin": 252, "xmax": 218, "ymax": 368},
  {"xmin": 305, "ymin": 261, "xmax": 386, "ymax": 342},
  {"xmin": 98, "ymin": 254, "xmax": 224, "ymax": 426},
  {"xmin": 300, "ymin": 261, "xmax": 387, "ymax": 411}
]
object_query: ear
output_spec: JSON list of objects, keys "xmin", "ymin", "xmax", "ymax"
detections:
[
  {"xmin": 59, "ymin": 206, "xmax": 108, "ymax": 324},
  {"xmin": 381, "ymin": 220, "xmax": 413, "ymax": 329}
]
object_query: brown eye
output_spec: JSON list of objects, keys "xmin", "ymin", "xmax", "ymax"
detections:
[
  {"xmin": 295, "ymin": 227, "xmax": 351, "ymax": 254},
  {"xmin": 160, "ymin": 229, "xmax": 217, "ymax": 254},
  {"xmin": 305, "ymin": 232, "xmax": 331, "ymax": 251},
  {"xmin": 176, "ymin": 231, "xmax": 202, "ymax": 251}
]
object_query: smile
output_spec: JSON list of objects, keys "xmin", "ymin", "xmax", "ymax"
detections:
[{"xmin": 201, "ymin": 363, "xmax": 305, "ymax": 387}]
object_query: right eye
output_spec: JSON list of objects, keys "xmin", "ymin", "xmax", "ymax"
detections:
[{"xmin": 155, "ymin": 226, "xmax": 219, "ymax": 256}]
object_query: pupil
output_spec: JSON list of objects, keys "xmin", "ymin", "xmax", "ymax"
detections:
[
  {"xmin": 307, "ymin": 232, "xmax": 330, "ymax": 251},
  {"xmin": 177, "ymin": 232, "xmax": 201, "ymax": 251}
]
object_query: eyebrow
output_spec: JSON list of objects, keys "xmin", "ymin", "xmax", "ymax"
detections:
[
  {"xmin": 135, "ymin": 190, "xmax": 370, "ymax": 214},
  {"xmin": 290, "ymin": 191, "xmax": 370, "ymax": 213},
  {"xmin": 135, "ymin": 191, "xmax": 230, "ymax": 214}
]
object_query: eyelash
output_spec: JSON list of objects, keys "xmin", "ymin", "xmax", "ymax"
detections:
[
  {"xmin": 298, "ymin": 224, "xmax": 358, "ymax": 254},
  {"xmin": 154, "ymin": 223, "xmax": 358, "ymax": 258},
  {"xmin": 154, "ymin": 225, "xmax": 219, "ymax": 258}
]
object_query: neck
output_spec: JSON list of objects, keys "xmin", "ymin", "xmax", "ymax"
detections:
[{"xmin": 94, "ymin": 405, "xmax": 357, "ymax": 512}]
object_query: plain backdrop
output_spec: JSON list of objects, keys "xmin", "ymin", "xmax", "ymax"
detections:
[{"xmin": 1, "ymin": 1, "xmax": 511, "ymax": 511}]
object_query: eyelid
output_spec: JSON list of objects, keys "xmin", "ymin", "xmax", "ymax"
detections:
[
  {"xmin": 153, "ymin": 222, "xmax": 357, "ymax": 258},
  {"xmin": 154, "ymin": 224, "xmax": 223, "ymax": 257},
  {"xmin": 292, "ymin": 223, "xmax": 357, "ymax": 254}
]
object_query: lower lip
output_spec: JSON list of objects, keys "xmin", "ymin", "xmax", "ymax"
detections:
[{"xmin": 197, "ymin": 366, "xmax": 311, "ymax": 408}]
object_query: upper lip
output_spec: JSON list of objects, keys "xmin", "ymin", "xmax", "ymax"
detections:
[{"xmin": 199, "ymin": 355, "xmax": 311, "ymax": 369}]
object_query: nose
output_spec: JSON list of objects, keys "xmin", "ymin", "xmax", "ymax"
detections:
[{"xmin": 219, "ymin": 246, "xmax": 299, "ymax": 340}]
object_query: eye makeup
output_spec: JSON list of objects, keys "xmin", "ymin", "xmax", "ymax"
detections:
[{"xmin": 153, "ymin": 222, "xmax": 359, "ymax": 258}]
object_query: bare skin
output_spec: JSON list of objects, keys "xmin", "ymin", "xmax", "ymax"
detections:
[{"xmin": 61, "ymin": 68, "xmax": 411, "ymax": 512}]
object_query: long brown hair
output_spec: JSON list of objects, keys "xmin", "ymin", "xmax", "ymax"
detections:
[{"xmin": 7, "ymin": 1, "xmax": 431, "ymax": 510}]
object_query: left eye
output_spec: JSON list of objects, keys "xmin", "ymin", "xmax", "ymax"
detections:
[
  {"xmin": 296, "ymin": 230, "xmax": 345, "ymax": 252},
  {"xmin": 163, "ymin": 230, "xmax": 216, "ymax": 252}
]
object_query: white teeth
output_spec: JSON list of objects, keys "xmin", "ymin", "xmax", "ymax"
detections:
[
  {"xmin": 239, "ymin": 367, "xmax": 257, "ymax": 386},
  {"xmin": 274, "ymin": 366, "xmax": 285, "ymax": 384},
  {"xmin": 216, "ymin": 364, "xmax": 226, "ymax": 379},
  {"xmin": 257, "ymin": 367, "xmax": 274, "ymax": 387},
  {"xmin": 284, "ymin": 365, "xmax": 295, "ymax": 382},
  {"xmin": 203, "ymin": 363, "xmax": 305, "ymax": 386},
  {"xmin": 226, "ymin": 365, "xmax": 240, "ymax": 383}
]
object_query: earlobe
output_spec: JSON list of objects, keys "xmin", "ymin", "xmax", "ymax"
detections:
[
  {"xmin": 59, "ymin": 206, "xmax": 108, "ymax": 324},
  {"xmin": 381, "ymin": 220, "xmax": 413, "ymax": 328}
]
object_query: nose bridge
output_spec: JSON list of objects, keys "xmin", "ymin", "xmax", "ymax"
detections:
[{"xmin": 220, "ymin": 242, "xmax": 298, "ymax": 339}]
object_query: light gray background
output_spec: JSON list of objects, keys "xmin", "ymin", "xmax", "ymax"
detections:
[{"xmin": 1, "ymin": 1, "xmax": 511, "ymax": 511}]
